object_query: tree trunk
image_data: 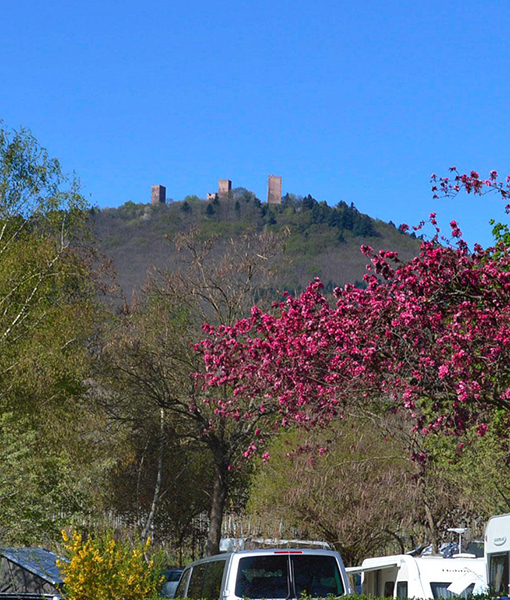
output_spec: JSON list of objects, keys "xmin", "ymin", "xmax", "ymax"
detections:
[
  {"xmin": 142, "ymin": 408, "xmax": 165, "ymax": 540},
  {"xmin": 424, "ymin": 500, "xmax": 439, "ymax": 554},
  {"xmin": 205, "ymin": 457, "xmax": 228, "ymax": 557}
]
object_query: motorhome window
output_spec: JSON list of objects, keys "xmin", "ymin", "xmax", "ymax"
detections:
[
  {"xmin": 430, "ymin": 582, "xmax": 475, "ymax": 598},
  {"xmin": 396, "ymin": 581, "xmax": 408, "ymax": 598},
  {"xmin": 490, "ymin": 553, "xmax": 509, "ymax": 595},
  {"xmin": 187, "ymin": 563, "xmax": 207, "ymax": 598},
  {"xmin": 202, "ymin": 560, "xmax": 226, "ymax": 600},
  {"xmin": 291, "ymin": 555, "xmax": 344, "ymax": 598},
  {"xmin": 235, "ymin": 555, "xmax": 289, "ymax": 599},
  {"xmin": 384, "ymin": 581, "xmax": 394, "ymax": 597},
  {"xmin": 175, "ymin": 567, "xmax": 191, "ymax": 598}
]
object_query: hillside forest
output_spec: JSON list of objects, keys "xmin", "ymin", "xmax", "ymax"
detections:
[{"xmin": 2, "ymin": 123, "xmax": 509, "ymax": 569}]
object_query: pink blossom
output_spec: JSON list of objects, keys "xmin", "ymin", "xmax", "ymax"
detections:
[
  {"xmin": 438, "ymin": 365, "xmax": 449, "ymax": 379},
  {"xmin": 196, "ymin": 220, "xmax": 510, "ymax": 459}
]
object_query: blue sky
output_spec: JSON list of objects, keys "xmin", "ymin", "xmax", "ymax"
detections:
[{"xmin": 2, "ymin": 0, "xmax": 510, "ymax": 248}]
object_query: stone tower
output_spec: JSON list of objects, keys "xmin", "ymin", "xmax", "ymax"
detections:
[
  {"xmin": 218, "ymin": 179, "xmax": 232, "ymax": 198},
  {"xmin": 267, "ymin": 175, "xmax": 282, "ymax": 204},
  {"xmin": 151, "ymin": 184, "xmax": 166, "ymax": 205}
]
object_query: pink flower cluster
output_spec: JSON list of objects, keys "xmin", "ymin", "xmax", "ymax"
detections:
[
  {"xmin": 431, "ymin": 168, "xmax": 509, "ymax": 203},
  {"xmin": 197, "ymin": 238, "xmax": 510, "ymax": 440}
]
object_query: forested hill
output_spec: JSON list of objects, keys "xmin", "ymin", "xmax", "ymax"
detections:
[{"xmin": 91, "ymin": 189, "xmax": 422, "ymax": 299}]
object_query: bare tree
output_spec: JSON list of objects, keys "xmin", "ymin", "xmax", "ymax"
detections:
[{"xmin": 99, "ymin": 229, "xmax": 287, "ymax": 555}]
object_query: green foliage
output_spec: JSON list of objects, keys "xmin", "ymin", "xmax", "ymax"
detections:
[
  {"xmin": 425, "ymin": 415, "xmax": 510, "ymax": 517},
  {"xmin": 0, "ymin": 412, "xmax": 65, "ymax": 543},
  {"xmin": 0, "ymin": 122, "xmax": 113, "ymax": 543},
  {"xmin": 117, "ymin": 201, "xmax": 148, "ymax": 221},
  {"xmin": 232, "ymin": 187, "xmax": 259, "ymax": 203},
  {"xmin": 0, "ymin": 123, "xmax": 87, "ymax": 222},
  {"xmin": 0, "ymin": 409, "xmax": 115, "ymax": 545},
  {"xmin": 490, "ymin": 217, "xmax": 510, "ymax": 247},
  {"xmin": 0, "ymin": 122, "xmax": 94, "ymax": 366},
  {"xmin": 248, "ymin": 421, "xmax": 419, "ymax": 565},
  {"xmin": 92, "ymin": 187, "xmax": 420, "ymax": 298}
]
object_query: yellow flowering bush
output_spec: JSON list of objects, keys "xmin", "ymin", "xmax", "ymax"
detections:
[{"xmin": 59, "ymin": 529, "xmax": 163, "ymax": 600}]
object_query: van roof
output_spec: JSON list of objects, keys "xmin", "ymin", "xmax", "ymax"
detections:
[
  {"xmin": 185, "ymin": 548, "xmax": 340, "ymax": 566},
  {"xmin": 347, "ymin": 553, "xmax": 484, "ymax": 574}
]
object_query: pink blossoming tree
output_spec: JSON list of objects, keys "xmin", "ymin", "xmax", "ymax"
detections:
[{"xmin": 198, "ymin": 173, "xmax": 510, "ymax": 458}]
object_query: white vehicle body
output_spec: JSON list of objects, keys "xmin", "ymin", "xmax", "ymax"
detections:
[
  {"xmin": 485, "ymin": 512, "xmax": 510, "ymax": 595},
  {"xmin": 346, "ymin": 553, "xmax": 486, "ymax": 599},
  {"xmin": 175, "ymin": 548, "xmax": 351, "ymax": 600}
]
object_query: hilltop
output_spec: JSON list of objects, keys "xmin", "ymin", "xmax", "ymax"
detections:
[{"xmin": 91, "ymin": 189, "xmax": 422, "ymax": 299}]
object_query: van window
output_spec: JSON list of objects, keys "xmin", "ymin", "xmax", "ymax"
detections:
[
  {"xmin": 490, "ymin": 553, "xmax": 509, "ymax": 595},
  {"xmin": 291, "ymin": 555, "xmax": 344, "ymax": 598},
  {"xmin": 235, "ymin": 555, "xmax": 289, "ymax": 599},
  {"xmin": 202, "ymin": 560, "xmax": 226, "ymax": 600},
  {"xmin": 175, "ymin": 568, "xmax": 191, "ymax": 598},
  {"xmin": 187, "ymin": 563, "xmax": 207, "ymax": 598}
]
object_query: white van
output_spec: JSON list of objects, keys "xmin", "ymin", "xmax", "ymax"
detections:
[
  {"xmin": 174, "ymin": 548, "xmax": 350, "ymax": 600},
  {"xmin": 346, "ymin": 553, "xmax": 486, "ymax": 599},
  {"xmin": 485, "ymin": 512, "xmax": 510, "ymax": 595}
]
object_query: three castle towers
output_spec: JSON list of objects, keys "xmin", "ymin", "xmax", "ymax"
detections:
[{"xmin": 151, "ymin": 175, "xmax": 282, "ymax": 205}]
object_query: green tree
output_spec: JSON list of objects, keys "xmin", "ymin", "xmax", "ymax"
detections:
[
  {"xmin": 248, "ymin": 420, "xmax": 417, "ymax": 565},
  {"xmin": 426, "ymin": 414, "xmax": 510, "ymax": 520},
  {"xmin": 0, "ymin": 123, "xmax": 112, "ymax": 542},
  {"xmin": 248, "ymin": 416, "xmax": 480, "ymax": 564},
  {"xmin": 0, "ymin": 123, "xmax": 90, "ymax": 382}
]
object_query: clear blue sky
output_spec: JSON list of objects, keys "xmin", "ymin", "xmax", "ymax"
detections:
[{"xmin": 2, "ymin": 0, "xmax": 510, "ymax": 248}]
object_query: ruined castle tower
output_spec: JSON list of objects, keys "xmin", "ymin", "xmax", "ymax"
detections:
[
  {"xmin": 151, "ymin": 184, "xmax": 166, "ymax": 205},
  {"xmin": 218, "ymin": 179, "xmax": 232, "ymax": 198},
  {"xmin": 267, "ymin": 175, "xmax": 282, "ymax": 204}
]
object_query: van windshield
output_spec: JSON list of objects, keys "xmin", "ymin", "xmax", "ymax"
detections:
[{"xmin": 235, "ymin": 555, "xmax": 344, "ymax": 599}]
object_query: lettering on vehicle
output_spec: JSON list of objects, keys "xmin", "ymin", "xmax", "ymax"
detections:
[
  {"xmin": 494, "ymin": 537, "xmax": 507, "ymax": 546},
  {"xmin": 441, "ymin": 569, "xmax": 468, "ymax": 573}
]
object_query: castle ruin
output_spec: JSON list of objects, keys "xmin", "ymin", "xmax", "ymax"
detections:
[
  {"xmin": 151, "ymin": 184, "xmax": 166, "ymax": 204},
  {"xmin": 267, "ymin": 175, "xmax": 282, "ymax": 204},
  {"xmin": 152, "ymin": 174, "xmax": 283, "ymax": 206},
  {"xmin": 207, "ymin": 179, "xmax": 232, "ymax": 201},
  {"xmin": 218, "ymin": 179, "xmax": 232, "ymax": 198}
]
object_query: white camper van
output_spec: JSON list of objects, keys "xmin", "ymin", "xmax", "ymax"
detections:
[
  {"xmin": 346, "ymin": 553, "xmax": 486, "ymax": 599},
  {"xmin": 485, "ymin": 512, "xmax": 510, "ymax": 595},
  {"xmin": 175, "ymin": 548, "xmax": 351, "ymax": 600}
]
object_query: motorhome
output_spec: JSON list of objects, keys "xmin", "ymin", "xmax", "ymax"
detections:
[
  {"xmin": 485, "ymin": 512, "xmax": 510, "ymax": 595},
  {"xmin": 346, "ymin": 553, "xmax": 486, "ymax": 599}
]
